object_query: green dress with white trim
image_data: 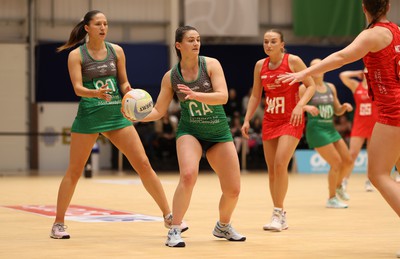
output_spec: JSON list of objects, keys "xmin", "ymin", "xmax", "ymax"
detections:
[
  {"xmin": 170, "ymin": 56, "xmax": 232, "ymax": 142},
  {"xmin": 306, "ymin": 84, "xmax": 341, "ymax": 148},
  {"xmin": 71, "ymin": 42, "xmax": 131, "ymax": 134}
]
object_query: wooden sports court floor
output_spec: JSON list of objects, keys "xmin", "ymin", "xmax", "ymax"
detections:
[{"xmin": 0, "ymin": 170, "xmax": 399, "ymax": 259}]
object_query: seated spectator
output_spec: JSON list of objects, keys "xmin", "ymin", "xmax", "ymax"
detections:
[
  {"xmin": 248, "ymin": 116, "xmax": 263, "ymax": 154},
  {"xmin": 225, "ymin": 88, "xmax": 241, "ymax": 121},
  {"xmin": 242, "ymin": 87, "xmax": 265, "ymax": 119},
  {"xmin": 134, "ymin": 121, "xmax": 156, "ymax": 159}
]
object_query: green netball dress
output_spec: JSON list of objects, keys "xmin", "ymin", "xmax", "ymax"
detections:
[
  {"xmin": 71, "ymin": 42, "xmax": 131, "ymax": 133},
  {"xmin": 306, "ymin": 84, "xmax": 341, "ymax": 148},
  {"xmin": 170, "ymin": 56, "xmax": 232, "ymax": 142}
]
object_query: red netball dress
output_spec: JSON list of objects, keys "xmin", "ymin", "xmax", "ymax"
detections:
[
  {"xmin": 260, "ymin": 53, "xmax": 304, "ymax": 140},
  {"xmin": 351, "ymin": 82, "xmax": 378, "ymax": 138},
  {"xmin": 363, "ymin": 22, "xmax": 400, "ymax": 127}
]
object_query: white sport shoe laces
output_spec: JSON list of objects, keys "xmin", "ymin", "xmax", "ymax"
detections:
[
  {"xmin": 263, "ymin": 209, "xmax": 288, "ymax": 231},
  {"xmin": 165, "ymin": 228, "xmax": 185, "ymax": 247},
  {"xmin": 212, "ymin": 221, "xmax": 246, "ymax": 241},
  {"xmin": 326, "ymin": 197, "xmax": 348, "ymax": 209}
]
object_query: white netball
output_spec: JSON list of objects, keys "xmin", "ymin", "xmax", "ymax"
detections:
[{"xmin": 122, "ymin": 89, "xmax": 153, "ymax": 121}]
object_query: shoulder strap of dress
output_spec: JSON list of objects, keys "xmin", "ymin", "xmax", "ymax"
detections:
[{"xmin": 105, "ymin": 42, "xmax": 117, "ymax": 60}]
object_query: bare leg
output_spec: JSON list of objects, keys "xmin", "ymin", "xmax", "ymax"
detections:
[
  {"xmin": 54, "ymin": 132, "xmax": 99, "ymax": 223},
  {"xmin": 170, "ymin": 135, "xmax": 202, "ymax": 226},
  {"xmin": 368, "ymin": 123, "xmax": 400, "ymax": 216},
  {"xmin": 316, "ymin": 143, "xmax": 343, "ymax": 199},
  {"xmin": 104, "ymin": 126, "xmax": 171, "ymax": 216},
  {"xmin": 347, "ymin": 136, "xmax": 366, "ymax": 178},
  {"xmin": 333, "ymin": 139, "xmax": 353, "ymax": 187},
  {"xmin": 262, "ymin": 138, "xmax": 278, "ymax": 206},
  {"xmin": 207, "ymin": 142, "xmax": 241, "ymax": 223},
  {"xmin": 263, "ymin": 135, "xmax": 299, "ymax": 208}
]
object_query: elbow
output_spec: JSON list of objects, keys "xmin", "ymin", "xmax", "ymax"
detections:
[
  {"xmin": 221, "ymin": 93, "xmax": 229, "ymax": 104},
  {"xmin": 73, "ymin": 86, "xmax": 87, "ymax": 98},
  {"xmin": 73, "ymin": 88, "xmax": 82, "ymax": 97}
]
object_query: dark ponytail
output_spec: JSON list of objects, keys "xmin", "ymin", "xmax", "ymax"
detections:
[
  {"xmin": 363, "ymin": 0, "xmax": 390, "ymax": 29},
  {"xmin": 57, "ymin": 10, "xmax": 103, "ymax": 52}
]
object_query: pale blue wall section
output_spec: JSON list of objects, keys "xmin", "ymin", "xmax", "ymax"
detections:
[{"xmin": 294, "ymin": 149, "xmax": 397, "ymax": 174}]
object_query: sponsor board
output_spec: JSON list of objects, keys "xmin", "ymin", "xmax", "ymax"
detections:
[{"xmin": 294, "ymin": 149, "xmax": 368, "ymax": 174}]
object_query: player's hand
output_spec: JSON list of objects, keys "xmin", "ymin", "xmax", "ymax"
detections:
[
  {"xmin": 290, "ymin": 105, "xmax": 303, "ymax": 126},
  {"xmin": 178, "ymin": 84, "xmax": 198, "ymax": 100},
  {"xmin": 241, "ymin": 121, "xmax": 250, "ymax": 139},
  {"xmin": 120, "ymin": 107, "xmax": 135, "ymax": 122},
  {"xmin": 278, "ymin": 71, "xmax": 306, "ymax": 85},
  {"xmin": 343, "ymin": 103, "xmax": 353, "ymax": 112},
  {"xmin": 304, "ymin": 105, "xmax": 319, "ymax": 117},
  {"xmin": 96, "ymin": 84, "xmax": 112, "ymax": 101}
]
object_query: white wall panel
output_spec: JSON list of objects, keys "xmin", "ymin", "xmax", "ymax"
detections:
[
  {"xmin": 0, "ymin": 0, "xmax": 27, "ymax": 42},
  {"xmin": 2, "ymin": 0, "xmax": 400, "ymax": 43},
  {"xmin": 270, "ymin": 0, "xmax": 292, "ymax": 25},
  {"xmin": 53, "ymin": 0, "xmax": 89, "ymax": 21},
  {"xmin": 388, "ymin": 0, "xmax": 400, "ymax": 24},
  {"xmin": 0, "ymin": 44, "xmax": 28, "ymax": 171},
  {"xmin": 92, "ymin": 0, "xmax": 169, "ymax": 22},
  {"xmin": 185, "ymin": 0, "xmax": 259, "ymax": 37},
  {"xmin": 259, "ymin": 0, "xmax": 292, "ymax": 26},
  {"xmin": 0, "ymin": 0, "xmax": 27, "ymax": 19},
  {"xmin": 35, "ymin": 0, "xmax": 170, "ymax": 42},
  {"xmin": 37, "ymin": 103, "xmax": 113, "ymax": 174}
]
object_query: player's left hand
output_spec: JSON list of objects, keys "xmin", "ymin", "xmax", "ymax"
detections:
[
  {"xmin": 290, "ymin": 105, "xmax": 304, "ymax": 126},
  {"xmin": 178, "ymin": 84, "xmax": 198, "ymax": 100}
]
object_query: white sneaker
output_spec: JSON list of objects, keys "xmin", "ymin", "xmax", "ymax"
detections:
[
  {"xmin": 365, "ymin": 180, "xmax": 374, "ymax": 192},
  {"xmin": 280, "ymin": 211, "xmax": 289, "ymax": 230},
  {"xmin": 263, "ymin": 209, "xmax": 287, "ymax": 232},
  {"xmin": 163, "ymin": 213, "xmax": 189, "ymax": 233},
  {"xmin": 336, "ymin": 185, "xmax": 350, "ymax": 201},
  {"xmin": 212, "ymin": 221, "xmax": 246, "ymax": 241},
  {"xmin": 50, "ymin": 223, "xmax": 70, "ymax": 239},
  {"xmin": 326, "ymin": 197, "xmax": 348, "ymax": 209},
  {"xmin": 165, "ymin": 228, "xmax": 185, "ymax": 247}
]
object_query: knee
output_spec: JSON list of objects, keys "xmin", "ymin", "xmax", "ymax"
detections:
[
  {"xmin": 180, "ymin": 170, "xmax": 198, "ymax": 188},
  {"xmin": 343, "ymin": 155, "xmax": 354, "ymax": 168},
  {"xmin": 224, "ymin": 185, "xmax": 240, "ymax": 199},
  {"xmin": 133, "ymin": 157, "xmax": 153, "ymax": 177},
  {"xmin": 349, "ymin": 151, "xmax": 358, "ymax": 163},
  {"xmin": 330, "ymin": 158, "xmax": 343, "ymax": 172},
  {"xmin": 275, "ymin": 161, "xmax": 288, "ymax": 174},
  {"xmin": 66, "ymin": 166, "xmax": 84, "ymax": 183},
  {"xmin": 268, "ymin": 168, "xmax": 275, "ymax": 181}
]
